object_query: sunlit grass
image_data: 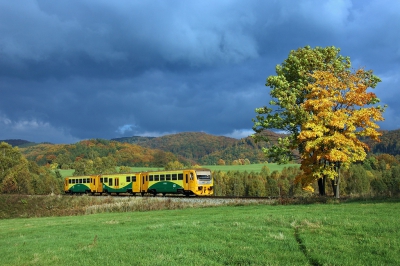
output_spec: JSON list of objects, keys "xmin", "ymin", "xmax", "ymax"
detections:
[{"xmin": 1, "ymin": 200, "xmax": 399, "ymax": 265}]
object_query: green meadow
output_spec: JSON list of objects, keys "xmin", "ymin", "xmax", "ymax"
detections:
[
  {"xmin": 57, "ymin": 163, "xmax": 299, "ymax": 177},
  {"xmin": 0, "ymin": 199, "xmax": 399, "ymax": 265}
]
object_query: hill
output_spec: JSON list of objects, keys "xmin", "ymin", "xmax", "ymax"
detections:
[
  {"xmin": 18, "ymin": 139, "xmax": 178, "ymax": 168},
  {"xmin": 0, "ymin": 139, "xmax": 36, "ymax": 147},
  {"xmin": 111, "ymin": 136, "xmax": 155, "ymax": 145},
  {"xmin": 364, "ymin": 129, "xmax": 400, "ymax": 155},
  {"xmin": 117, "ymin": 132, "xmax": 237, "ymax": 161},
  {"xmin": 4, "ymin": 129, "xmax": 399, "ymax": 167},
  {"xmin": 111, "ymin": 131, "xmax": 284, "ymax": 164}
]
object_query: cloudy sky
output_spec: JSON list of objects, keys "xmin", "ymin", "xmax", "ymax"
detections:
[{"xmin": 0, "ymin": 0, "xmax": 399, "ymax": 143}]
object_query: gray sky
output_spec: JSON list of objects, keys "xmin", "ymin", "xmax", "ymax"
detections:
[{"xmin": 0, "ymin": 0, "xmax": 399, "ymax": 143}]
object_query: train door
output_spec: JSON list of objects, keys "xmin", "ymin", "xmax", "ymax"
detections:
[
  {"xmin": 131, "ymin": 174, "xmax": 140, "ymax": 194},
  {"xmin": 90, "ymin": 175, "xmax": 102, "ymax": 193},
  {"xmin": 141, "ymin": 173, "xmax": 149, "ymax": 194},
  {"xmin": 64, "ymin": 178, "xmax": 69, "ymax": 193},
  {"xmin": 183, "ymin": 170, "xmax": 195, "ymax": 193},
  {"xmin": 115, "ymin": 177, "xmax": 120, "ymax": 190}
]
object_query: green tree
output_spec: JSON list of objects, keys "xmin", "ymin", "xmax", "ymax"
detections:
[
  {"xmin": 119, "ymin": 166, "xmax": 132, "ymax": 173},
  {"xmin": 252, "ymin": 46, "xmax": 384, "ymax": 197},
  {"xmin": 253, "ymin": 46, "xmax": 351, "ymax": 164},
  {"xmin": 164, "ymin": 161, "xmax": 184, "ymax": 170}
]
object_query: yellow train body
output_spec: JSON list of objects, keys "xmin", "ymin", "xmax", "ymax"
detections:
[{"xmin": 64, "ymin": 168, "xmax": 213, "ymax": 196}]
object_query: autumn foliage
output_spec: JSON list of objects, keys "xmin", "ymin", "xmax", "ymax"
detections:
[{"xmin": 295, "ymin": 69, "xmax": 385, "ymax": 192}]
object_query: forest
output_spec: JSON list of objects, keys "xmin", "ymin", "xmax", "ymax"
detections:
[{"xmin": 1, "ymin": 129, "xmax": 400, "ymax": 197}]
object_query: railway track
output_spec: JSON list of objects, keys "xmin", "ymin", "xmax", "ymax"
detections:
[{"xmin": 63, "ymin": 193, "xmax": 284, "ymax": 201}]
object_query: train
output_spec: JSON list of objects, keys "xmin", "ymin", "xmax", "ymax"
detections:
[{"xmin": 64, "ymin": 168, "xmax": 213, "ymax": 196}]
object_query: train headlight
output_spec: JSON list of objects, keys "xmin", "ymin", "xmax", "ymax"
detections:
[{"xmin": 198, "ymin": 186, "xmax": 203, "ymax": 191}]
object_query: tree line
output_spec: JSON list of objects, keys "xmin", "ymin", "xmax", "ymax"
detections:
[
  {"xmin": 2, "ymin": 140, "xmax": 400, "ymax": 197},
  {"xmin": 213, "ymin": 154, "xmax": 400, "ymax": 197}
]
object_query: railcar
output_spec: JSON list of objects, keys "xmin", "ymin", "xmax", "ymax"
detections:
[
  {"xmin": 146, "ymin": 168, "xmax": 213, "ymax": 196},
  {"xmin": 64, "ymin": 168, "xmax": 213, "ymax": 196},
  {"xmin": 64, "ymin": 175, "xmax": 97, "ymax": 194},
  {"xmin": 90, "ymin": 172, "xmax": 148, "ymax": 195}
]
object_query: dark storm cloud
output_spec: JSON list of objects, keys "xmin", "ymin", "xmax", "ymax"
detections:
[{"xmin": 0, "ymin": 0, "xmax": 399, "ymax": 143}]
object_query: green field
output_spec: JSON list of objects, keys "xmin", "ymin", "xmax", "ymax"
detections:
[
  {"xmin": 57, "ymin": 163, "xmax": 299, "ymax": 177},
  {"xmin": 0, "ymin": 199, "xmax": 399, "ymax": 265},
  {"xmin": 204, "ymin": 163, "xmax": 299, "ymax": 173}
]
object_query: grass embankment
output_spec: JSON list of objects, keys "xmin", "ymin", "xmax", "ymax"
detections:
[{"xmin": 0, "ymin": 197, "xmax": 399, "ymax": 265}]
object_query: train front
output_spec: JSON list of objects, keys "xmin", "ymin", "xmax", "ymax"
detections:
[{"xmin": 193, "ymin": 169, "xmax": 213, "ymax": 196}]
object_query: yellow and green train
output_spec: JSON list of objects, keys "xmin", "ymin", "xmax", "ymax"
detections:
[{"xmin": 64, "ymin": 168, "xmax": 213, "ymax": 196}]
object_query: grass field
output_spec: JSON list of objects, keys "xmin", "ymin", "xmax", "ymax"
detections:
[
  {"xmin": 57, "ymin": 163, "xmax": 299, "ymax": 177},
  {"xmin": 0, "ymin": 198, "xmax": 399, "ymax": 265}
]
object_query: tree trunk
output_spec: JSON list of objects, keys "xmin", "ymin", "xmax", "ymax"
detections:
[
  {"xmin": 331, "ymin": 176, "xmax": 340, "ymax": 198},
  {"xmin": 331, "ymin": 164, "xmax": 341, "ymax": 198},
  {"xmin": 318, "ymin": 176, "xmax": 326, "ymax": 196}
]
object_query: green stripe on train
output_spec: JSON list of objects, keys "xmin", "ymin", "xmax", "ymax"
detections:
[
  {"xmin": 70, "ymin": 184, "xmax": 90, "ymax": 193},
  {"xmin": 148, "ymin": 181, "xmax": 184, "ymax": 193},
  {"xmin": 102, "ymin": 183, "xmax": 132, "ymax": 193}
]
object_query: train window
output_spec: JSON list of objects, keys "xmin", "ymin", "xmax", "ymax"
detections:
[
  {"xmin": 109, "ymin": 178, "xmax": 113, "ymax": 186},
  {"xmin": 166, "ymin": 174, "xmax": 171, "ymax": 181},
  {"xmin": 132, "ymin": 176, "xmax": 136, "ymax": 182},
  {"xmin": 160, "ymin": 175, "xmax": 165, "ymax": 181},
  {"xmin": 197, "ymin": 174, "xmax": 211, "ymax": 180},
  {"xmin": 87, "ymin": 178, "xmax": 90, "ymax": 183},
  {"xmin": 190, "ymin": 173, "xmax": 193, "ymax": 180},
  {"xmin": 172, "ymin": 174, "xmax": 177, "ymax": 180},
  {"xmin": 100, "ymin": 178, "xmax": 103, "ymax": 183},
  {"xmin": 149, "ymin": 175, "xmax": 154, "ymax": 181},
  {"xmin": 185, "ymin": 174, "xmax": 188, "ymax": 183},
  {"xmin": 69, "ymin": 179, "xmax": 71, "ymax": 184},
  {"xmin": 126, "ymin": 176, "xmax": 130, "ymax": 182},
  {"xmin": 154, "ymin": 175, "xmax": 159, "ymax": 181},
  {"xmin": 104, "ymin": 177, "xmax": 108, "ymax": 183},
  {"xmin": 146, "ymin": 176, "xmax": 148, "ymax": 181},
  {"xmin": 116, "ymin": 178, "xmax": 119, "ymax": 186},
  {"xmin": 178, "ymin": 174, "xmax": 183, "ymax": 180},
  {"xmin": 79, "ymin": 179, "xmax": 82, "ymax": 183}
]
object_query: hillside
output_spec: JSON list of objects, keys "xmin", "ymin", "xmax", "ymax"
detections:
[
  {"xmin": 3, "ymin": 128, "xmax": 398, "ymax": 167},
  {"xmin": 111, "ymin": 136, "xmax": 155, "ymax": 145},
  {"xmin": 119, "ymin": 132, "xmax": 237, "ymax": 161},
  {"xmin": 0, "ymin": 139, "xmax": 36, "ymax": 147},
  {"xmin": 18, "ymin": 139, "xmax": 177, "ymax": 168},
  {"xmin": 111, "ymin": 131, "xmax": 283, "ymax": 164},
  {"xmin": 365, "ymin": 129, "xmax": 400, "ymax": 155}
]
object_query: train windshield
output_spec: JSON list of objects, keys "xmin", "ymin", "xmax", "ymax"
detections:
[{"xmin": 196, "ymin": 171, "xmax": 211, "ymax": 180}]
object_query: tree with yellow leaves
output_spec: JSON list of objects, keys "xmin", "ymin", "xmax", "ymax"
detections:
[{"xmin": 296, "ymin": 69, "xmax": 385, "ymax": 197}]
